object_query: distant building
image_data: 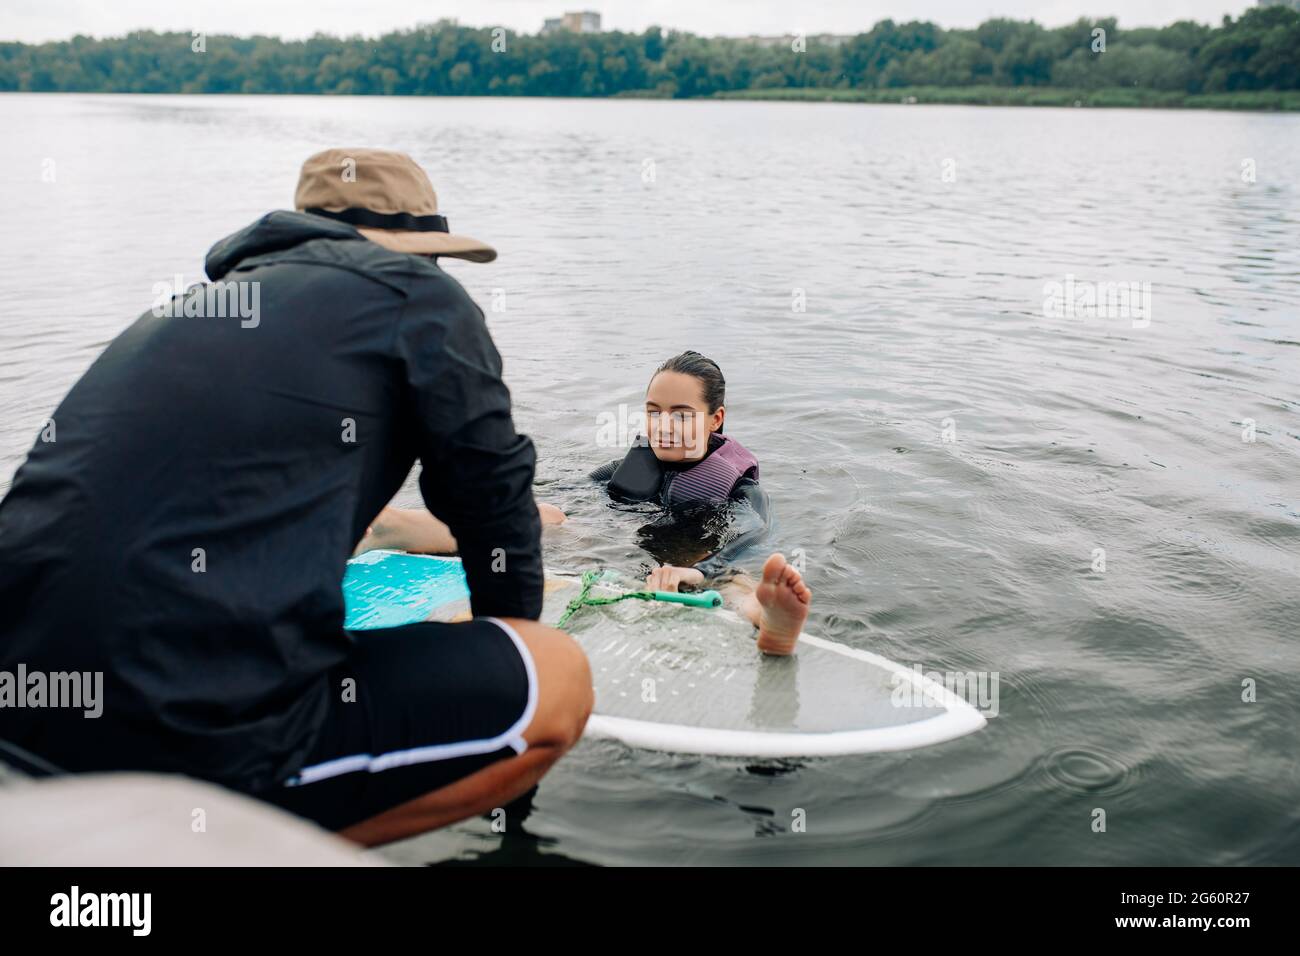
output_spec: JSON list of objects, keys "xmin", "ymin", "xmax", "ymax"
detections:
[{"xmin": 542, "ymin": 11, "xmax": 602, "ymax": 35}]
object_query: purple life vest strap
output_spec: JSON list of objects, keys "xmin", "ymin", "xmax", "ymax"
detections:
[{"xmin": 663, "ymin": 435, "xmax": 759, "ymax": 509}]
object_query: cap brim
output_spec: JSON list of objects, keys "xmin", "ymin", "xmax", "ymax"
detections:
[{"xmin": 356, "ymin": 227, "xmax": 497, "ymax": 263}]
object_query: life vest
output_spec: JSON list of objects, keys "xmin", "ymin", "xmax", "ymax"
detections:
[{"xmin": 608, "ymin": 434, "xmax": 759, "ymax": 508}]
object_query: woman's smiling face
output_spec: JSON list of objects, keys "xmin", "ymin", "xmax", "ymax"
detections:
[{"xmin": 644, "ymin": 370, "xmax": 724, "ymax": 462}]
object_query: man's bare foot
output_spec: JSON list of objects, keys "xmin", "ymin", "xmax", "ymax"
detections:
[{"xmin": 754, "ymin": 553, "xmax": 812, "ymax": 656}]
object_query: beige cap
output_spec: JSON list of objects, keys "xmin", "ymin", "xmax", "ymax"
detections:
[{"xmin": 293, "ymin": 147, "xmax": 496, "ymax": 262}]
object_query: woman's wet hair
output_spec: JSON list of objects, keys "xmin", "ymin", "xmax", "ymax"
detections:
[{"xmin": 653, "ymin": 351, "xmax": 726, "ymax": 433}]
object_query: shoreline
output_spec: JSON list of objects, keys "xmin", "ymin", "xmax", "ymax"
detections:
[
  {"xmin": 709, "ymin": 86, "xmax": 1300, "ymax": 112},
  {"xmin": 3, "ymin": 87, "xmax": 1297, "ymax": 113}
]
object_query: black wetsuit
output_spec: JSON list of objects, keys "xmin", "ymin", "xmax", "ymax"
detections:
[{"xmin": 588, "ymin": 444, "xmax": 771, "ymax": 579}]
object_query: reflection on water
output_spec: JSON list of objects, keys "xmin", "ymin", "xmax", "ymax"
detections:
[
  {"xmin": 632, "ymin": 504, "xmax": 732, "ymax": 569},
  {"xmin": 1, "ymin": 94, "xmax": 1298, "ymax": 865}
]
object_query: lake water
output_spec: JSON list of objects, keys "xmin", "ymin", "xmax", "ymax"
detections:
[{"xmin": 1, "ymin": 93, "xmax": 1297, "ymax": 865}]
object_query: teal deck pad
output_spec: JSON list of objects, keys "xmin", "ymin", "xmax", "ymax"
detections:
[{"xmin": 343, "ymin": 551, "xmax": 469, "ymax": 630}]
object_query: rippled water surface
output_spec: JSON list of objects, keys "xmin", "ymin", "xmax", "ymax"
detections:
[{"xmin": 1, "ymin": 94, "xmax": 1297, "ymax": 865}]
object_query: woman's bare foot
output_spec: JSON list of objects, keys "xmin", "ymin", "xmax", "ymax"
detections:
[
  {"xmin": 754, "ymin": 553, "xmax": 812, "ymax": 656},
  {"xmin": 352, "ymin": 506, "xmax": 401, "ymax": 556},
  {"xmin": 538, "ymin": 502, "xmax": 567, "ymax": 525}
]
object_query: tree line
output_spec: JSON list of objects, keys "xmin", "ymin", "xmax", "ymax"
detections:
[{"xmin": 2, "ymin": 8, "xmax": 1297, "ymax": 97}]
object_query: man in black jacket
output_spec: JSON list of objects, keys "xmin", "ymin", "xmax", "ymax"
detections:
[{"xmin": 0, "ymin": 148, "xmax": 592, "ymax": 846}]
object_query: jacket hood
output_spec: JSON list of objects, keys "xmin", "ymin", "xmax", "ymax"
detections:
[{"xmin": 205, "ymin": 210, "xmax": 365, "ymax": 281}]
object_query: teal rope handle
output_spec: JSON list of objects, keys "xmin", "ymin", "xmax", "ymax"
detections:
[{"xmin": 555, "ymin": 569, "xmax": 722, "ymax": 629}]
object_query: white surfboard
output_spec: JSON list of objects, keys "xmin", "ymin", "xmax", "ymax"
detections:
[{"xmin": 343, "ymin": 551, "xmax": 986, "ymax": 758}]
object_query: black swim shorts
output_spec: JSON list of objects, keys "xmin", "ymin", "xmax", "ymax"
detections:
[{"xmin": 247, "ymin": 616, "xmax": 537, "ymax": 832}]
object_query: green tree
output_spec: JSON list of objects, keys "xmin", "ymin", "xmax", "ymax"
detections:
[{"xmin": 2, "ymin": 12, "xmax": 1296, "ymax": 98}]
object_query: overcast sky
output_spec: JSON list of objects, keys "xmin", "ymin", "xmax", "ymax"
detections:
[{"xmin": 3, "ymin": 0, "xmax": 1259, "ymax": 43}]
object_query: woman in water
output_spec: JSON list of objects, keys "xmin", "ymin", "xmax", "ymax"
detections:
[
  {"xmin": 356, "ymin": 351, "xmax": 811, "ymax": 655},
  {"xmin": 586, "ymin": 351, "xmax": 810, "ymax": 654}
]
